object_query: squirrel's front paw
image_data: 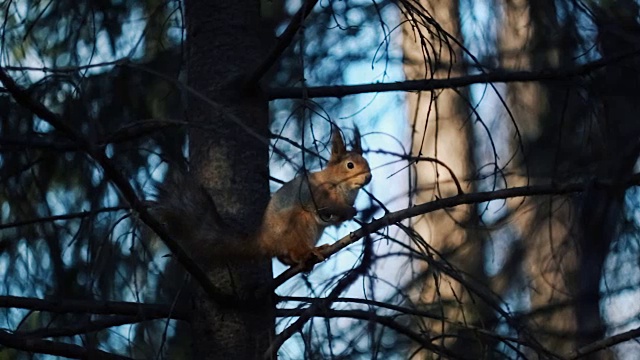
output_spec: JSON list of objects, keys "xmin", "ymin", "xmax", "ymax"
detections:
[
  {"xmin": 311, "ymin": 244, "xmax": 330, "ymax": 260},
  {"xmin": 299, "ymin": 245, "xmax": 330, "ymax": 272}
]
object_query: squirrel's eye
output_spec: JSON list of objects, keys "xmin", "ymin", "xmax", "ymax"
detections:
[{"xmin": 347, "ymin": 162, "xmax": 355, "ymax": 169}]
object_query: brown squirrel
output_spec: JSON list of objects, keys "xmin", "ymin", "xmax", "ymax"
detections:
[{"xmin": 157, "ymin": 127, "xmax": 371, "ymax": 268}]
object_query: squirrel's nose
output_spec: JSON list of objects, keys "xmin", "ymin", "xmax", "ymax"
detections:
[{"xmin": 364, "ymin": 173, "xmax": 372, "ymax": 185}]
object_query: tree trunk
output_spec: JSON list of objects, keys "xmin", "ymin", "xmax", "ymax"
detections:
[
  {"xmin": 498, "ymin": 1, "xmax": 638, "ymax": 358},
  {"xmin": 184, "ymin": 0, "xmax": 274, "ymax": 358},
  {"xmin": 402, "ymin": 1, "xmax": 487, "ymax": 357},
  {"xmin": 498, "ymin": 0, "xmax": 581, "ymax": 355},
  {"xmin": 576, "ymin": 2, "xmax": 640, "ymax": 357}
]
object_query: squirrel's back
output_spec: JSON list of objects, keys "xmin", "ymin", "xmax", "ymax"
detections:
[{"xmin": 257, "ymin": 174, "xmax": 327, "ymax": 265}]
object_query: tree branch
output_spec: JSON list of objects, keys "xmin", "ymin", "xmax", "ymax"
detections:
[
  {"xmin": 0, "ymin": 120, "xmax": 183, "ymax": 154},
  {"xmin": 279, "ymin": 295, "xmax": 443, "ymax": 320},
  {"xmin": 0, "ymin": 136, "xmax": 79, "ymax": 151},
  {"xmin": 103, "ymin": 118, "xmax": 184, "ymax": 144},
  {"xmin": 0, "ymin": 330, "xmax": 133, "ymax": 360},
  {"xmin": 274, "ymin": 174, "xmax": 640, "ymax": 286},
  {"xmin": 0, "ymin": 207, "xmax": 128, "ymax": 230},
  {"xmin": 4, "ymin": 59, "xmax": 127, "ymax": 73},
  {"xmin": 16, "ymin": 315, "xmax": 167, "ymax": 339},
  {"xmin": 0, "ymin": 295, "xmax": 187, "ymax": 320},
  {"xmin": 267, "ymin": 49, "xmax": 640, "ymax": 99},
  {"xmin": 569, "ymin": 327, "xmax": 640, "ymax": 359}
]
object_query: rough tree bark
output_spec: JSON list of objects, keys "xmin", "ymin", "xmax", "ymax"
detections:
[{"xmin": 184, "ymin": 0, "xmax": 274, "ymax": 358}]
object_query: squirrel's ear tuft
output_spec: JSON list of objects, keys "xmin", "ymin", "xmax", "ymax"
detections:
[
  {"xmin": 352, "ymin": 127, "xmax": 363, "ymax": 155},
  {"xmin": 330, "ymin": 127, "xmax": 347, "ymax": 163}
]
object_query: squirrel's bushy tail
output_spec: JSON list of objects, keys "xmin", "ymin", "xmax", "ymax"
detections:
[{"xmin": 155, "ymin": 171, "xmax": 265, "ymax": 264}]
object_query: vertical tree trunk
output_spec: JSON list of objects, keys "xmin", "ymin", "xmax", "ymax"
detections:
[
  {"xmin": 498, "ymin": 0, "xmax": 581, "ymax": 355},
  {"xmin": 576, "ymin": 2, "xmax": 640, "ymax": 357},
  {"xmin": 402, "ymin": 1, "xmax": 487, "ymax": 357},
  {"xmin": 499, "ymin": 2, "xmax": 638, "ymax": 358},
  {"xmin": 184, "ymin": 0, "xmax": 274, "ymax": 358}
]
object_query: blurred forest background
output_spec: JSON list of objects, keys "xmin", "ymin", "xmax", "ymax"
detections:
[{"xmin": 2, "ymin": 0, "xmax": 640, "ymax": 359}]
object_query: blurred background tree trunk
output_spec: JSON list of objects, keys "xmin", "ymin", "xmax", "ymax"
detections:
[
  {"xmin": 402, "ymin": 1, "xmax": 490, "ymax": 357},
  {"xmin": 576, "ymin": 2, "xmax": 640, "ymax": 357},
  {"xmin": 498, "ymin": 0, "xmax": 581, "ymax": 355}
]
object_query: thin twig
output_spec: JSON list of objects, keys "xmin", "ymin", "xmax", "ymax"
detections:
[{"xmin": 243, "ymin": 0, "xmax": 319, "ymax": 87}]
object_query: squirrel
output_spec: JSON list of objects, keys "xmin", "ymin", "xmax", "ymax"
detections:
[{"xmin": 156, "ymin": 127, "xmax": 372, "ymax": 268}]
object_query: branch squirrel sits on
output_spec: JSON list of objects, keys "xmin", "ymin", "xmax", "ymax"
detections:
[{"xmin": 156, "ymin": 127, "xmax": 372, "ymax": 268}]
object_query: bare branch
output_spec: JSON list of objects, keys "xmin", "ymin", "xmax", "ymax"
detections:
[
  {"xmin": 0, "ymin": 295, "xmax": 187, "ymax": 320},
  {"xmin": 244, "ymin": 0, "xmax": 319, "ymax": 86},
  {"xmin": 267, "ymin": 49, "xmax": 640, "ymax": 99},
  {"xmin": 569, "ymin": 327, "xmax": 640, "ymax": 359},
  {"xmin": 16, "ymin": 315, "xmax": 167, "ymax": 339},
  {"xmin": 103, "ymin": 119, "xmax": 185, "ymax": 144},
  {"xmin": 274, "ymin": 175, "xmax": 640, "ymax": 286},
  {"xmin": 0, "ymin": 330, "xmax": 133, "ymax": 360},
  {"xmin": 4, "ymin": 59, "xmax": 128, "ymax": 74},
  {"xmin": 0, "ymin": 207, "xmax": 128, "ymax": 230},
  {"xmin": 279, "ymin": 295, "xmax": 443, "ymax": 320},
  {"xmin": 0, "ymin": 136, "xmax": 79, "ymax": 151},
  {"xmin": 0, "ymin": 119, "xmax": 184, "ymax": 154}
]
